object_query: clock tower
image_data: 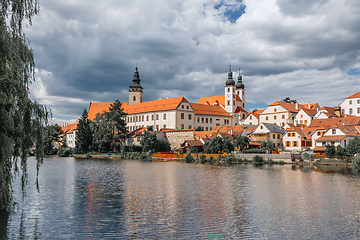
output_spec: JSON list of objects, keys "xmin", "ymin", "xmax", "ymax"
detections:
[
  {"xmin": 128, "ymin": 66, "xmax": 143, "ymax": 105},
  {"xmin": 225, "ymin": 64, "xmax": 236, "ymax": 114}
]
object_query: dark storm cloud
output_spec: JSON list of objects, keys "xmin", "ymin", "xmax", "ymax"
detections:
[{"xmin": 25, "ymin": 0, "xmax": 360, "ymax": 122}]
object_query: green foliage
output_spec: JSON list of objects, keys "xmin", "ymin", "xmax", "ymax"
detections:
[
  {"xmin": 76, "ymin": 109, "xmax": 93, "ymax": 153},
  {"xmin": 336, "ymin": 145, "xmax": 346, "ymax": 159},
  {"xmin": 260, "ymin": 140, "xmax": 275, "ymax": 153},
  {"xmin": 345, "ymin": 136, "xmax": 360, "ymax": 156},
  {"xmin": 190, "ymin": 145, "xmax": 201, "ymax": 153},
  {"xmin": 147, "ymin": 125, "xmax": 153, "ymax": 131},
  {"xmin": 253, "ymin": 155, "xmax": 264, "ymax": 164},
  {"xmin": 195, "ymin": 126, "xmax": 203, "ymax": 131},
  {"xmin": 233, "ymin": 135, "xmax": 250, "ymax": 152},
  {"xmin": 282, "ymin": 97, "xmax": 297, "ymax": 103},
  {"xmin": 140, "ymin": 132, "xmax": 171, "ymax": 152},
  {"xmin": 325, "ymin": 145, "xmax": 336, "ymax": 158},
  {"xmin": 184, "ymin": 152, "xmax": 194, "ymax": 163},
  {"xmin": 0, "ymin": 0, "xmax": 49, "ymax": 211},
  {"xmin": 57, "ymin": 147, "xmax": 71, "ymax": 157},
  {"xmin": 43, "ymin": 124, "xmax": 63, "ymax": 155},
  {"xmin": 203, "ymin": 136, "xmax": 234, "ymax": 154},
  {"xmin": 90, "ymin": 100, "xmax": 127, "ymax": 153},
  {"xmin": 123, "ymin": 144, "xmax": 142, "ymax": 152},
  {"xmin": 352, "ymin": 155, "xmax": 360, "ymax": 170}
]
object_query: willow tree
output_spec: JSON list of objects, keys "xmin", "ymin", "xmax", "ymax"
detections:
[{"xmin": 0, "ymin": 0, "xmax": 49, "ymax": 211}]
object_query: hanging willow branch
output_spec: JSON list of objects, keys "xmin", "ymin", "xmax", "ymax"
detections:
[{"xmin": 0, "ymin": 0, "xmax": 49, "ymax": 211}]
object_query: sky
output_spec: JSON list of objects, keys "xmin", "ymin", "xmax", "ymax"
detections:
[{"xmin": 24, "ymin": 0, "xmax": 360, "ymax": 124}]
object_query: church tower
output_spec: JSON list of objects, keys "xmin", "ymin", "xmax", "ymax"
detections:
[
  {"xmin": 235, "ymin": 68, "xmax": 245, "ymax": 109},
  {"xmin": 225, "ymin": 64, "xmax": 236, "ymax": 114},
  {"xmin": 128, "ymin": 66, "xmax": 143, "ymax": 105}
]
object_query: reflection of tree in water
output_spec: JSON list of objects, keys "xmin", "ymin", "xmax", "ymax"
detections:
[{"xmin": 0, "ymin": 210, "xmax": 9, "ymax": 238}]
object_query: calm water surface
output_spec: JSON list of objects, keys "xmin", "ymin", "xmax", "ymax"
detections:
[{"xmin": 2, "ymin": 157, "xmax": 360, "ymax": 239}]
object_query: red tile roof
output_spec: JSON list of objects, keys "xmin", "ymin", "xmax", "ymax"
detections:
[
  {"xmin": 123, "ymin": 97, "xmax": 188, "ymax": 115},
  {"xmin": 190, "ymin": 103, "xmax": 232, "ymax": 117},
  {"xmin": 197, "ymin": 95, "xmax": 225, "ymax": 106},
  {"xmin": 268, "ymin": 101, "xmax": 304, "ymax": 112},
  {"xmin": 309, "ymin": 116, "xmax": 360, "ymax": 128},
  {"xmin": 346, "ymin": 92, "xmax": 360, "ymax": 99},
  {"xmin": 316, "ymin": 135, "xmax": 346, "ymax": 141}
]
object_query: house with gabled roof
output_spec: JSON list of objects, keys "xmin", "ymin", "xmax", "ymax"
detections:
[
  {"xmin": 314, "ymin": 125, "xmax": 360, "ymax": 150},
  {"xmin": 339, "ymin": 92, "xmax": 360, "ymax": 117},
  {"xmin": 61, "ymin": 123, "xmax": 78, "ymax": 149},
  {"xmin": 313, "ymin": 106, "xmax": 341, "ymax": 119},
  {"xmin": 283, "ymin": 126, "xmax": 314, "ymax": 151},
  {"xmin": 242, "ymin": 109, "xmax": 263, "ymax": 125},
  {"xmin": 294, "ymin": 108, "xmax": 318, "ymax": 126},
  {"xmin": 248, "ymin": 122, "xmax": 285, "ymax": 149},
  {"xmin": 259, "ymin": 101, "xmax": 306, "ymax": 128}
]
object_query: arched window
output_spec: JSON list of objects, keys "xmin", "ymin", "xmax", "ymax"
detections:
[{"xmin": 133, "ymin": 96, "xmax": 136, "ymax": 101}]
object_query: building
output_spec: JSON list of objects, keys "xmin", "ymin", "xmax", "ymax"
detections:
[
  {"xmin": 339, "ymin": 92, "xmax": 360, "ymax": 116},
  {"xmin": 248, "ymin": 122, "xmax": 285, "ymax": 149},
  {"xmin": 242, "ymin": 109, "xmax": 263, "ymax": 125},
  {"xmin": 61, "ymin": 123, "xmax": 78, "ymax": 149}
]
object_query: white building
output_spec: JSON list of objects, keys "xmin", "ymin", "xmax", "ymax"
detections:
[{"xmin": 339, "ymin": 92, "xmax": 360, "ymax": 116}]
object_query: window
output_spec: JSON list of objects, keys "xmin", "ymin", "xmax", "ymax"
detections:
[
  {"xmin": 133, "ymin": 96, "xmax": 136, "ymax": 101},
  {"xmin": 278, "ymin": 134, "xmax": 280, "ymax": 139},
  {"xmin": 142, "ymin": 115, "xmax": 144, "ymax": 121},
  {"xmin": 273, "ymin": 134, "xmax": 275, "ymax": 139},
  {"xmin": 317, "ymin": 131, "xmax": 321, "ymax": 136},
  {"xmin": 250, "ymin": 116, "xmax": 252, "ymax": 120},
  {"xmin": 293, "ymin": 141, "xmax": 298, "ymax": 147},
  {"xmin": 210, "ymin": 127, "xmax": 212, "ymax": 130},
  {"xmin": 358, "ymin": 108, "xmax": 360, "ymax": 114},
  {"xmin": 156, "ymin": 114, "xmax": 159, "ymax": 120},
  {"xmin": 274, "ymin": 108, "xmax": 277, "ymax": 112},
  {"xmin": 210, "ymin": 118, "xmax": 212, "ymax": 124},
  {"xmin": 300, "ymin": 115, "xmax": 303, "ymax": 118},
  {"xmin": 349, "ymin": 100, "xmax": 352, "ymax": 105},
  {"xmin": 350, "ymin": 108, "xmax": 353, "ymax": 114},
  {"xmin": 227, "ymin": 101, "xmax": 230, "ymax": 105},
  {"xmin": 287, "ymin": 133, "xmax": 291, "ymax": 137},
  {"xmin": 182, "ymin": 105, "xmax": 184, "ymax": 109},
  {"xmin": 332, "ymin": 129, "xmax": 336, "ymax": 134},
  {"xmin": 227, "ymin": 88, "xmax": 230, "ymax": 92},
  {"xmin": 188, "ymin": 114, "xmax": 192, "ymax": 120},
  {"xmin": 358, "ymin": 100, "xmax": 360, "ymax": 104},
  {"xmin": 282, "ymin": 115, "xmax": 285, "ymax": 119},
  {"xmin": 304, "ymin": 120, "xmax": 307, "ymax": 124},
  {"xmin": 156, "ymin": 125, "xmax": 159, "ymax": 131},
  {"xmin": 292, "ymin": 133, "xmax": 295, "ymax": 137},
  {"xmin": 233, "ymin": 100, "xmax": 235, "ymax": 105},
  {"xmin": 187, "ymin": 106, "xmax": 189, "ymax": 109},
  {"xmin": 133, "ymin": 116, "xmax": 135, "ymax": 122},
  {"xmin": 189, "ymin": 125, "xmax": 192, "ymax": 129},
  {"xmin": 152, "ymin": 115, "xmax": 154, "ymax": 120},
  {"xmin": 224, "ymin": 119, "xmax": 226, "ymax": 124},
  {"xmin": 237, "ymin": 91, "xmax": 239, "ymax": 95},
  {"xmin": 163, "ymin": 124, "xmax": 166, "ymax": 128},
  {"xmin": 181, "ymin": 113, "xmax": 184, "ymax": 119},
  {"xmin": 274, "ymin": 116, "xmax": 277, "ymax": 120},
  {"xmin": 202, "ymin": 118, "xmax": 204, "ymax": 123},
  {"xmin": 181, "ymin": 124, "xmax": 184, "ymax": 129},
  {"xmin": 197, "ymin": 117, "xmax": 200, "ymax": 123},
  {"xmin": 260, "ymin": 126, "xmax": 263, "ymax": 129},
  {"xmin": 206, "ymin": 118, "xmax": 208, "ymax": 123},
  {"xmin": 300, "ymin": 120, "xmax": 303, "ymax": 124},
  {"xmin": 342, "ymin": 109, "xmax": 345, "ymax": 114},
  {"xmin": 282, "ymin": 122, "xmax": 285, "ymax": 127},
  {"xmin": 135, "ymin": 116, "xmax": 138, "ymax": 122},
  {"xmin": 206, "ymin": 127, "xmax": 208, "ymax": 131},
  {"xmin": 266, "ymin": 116, "xmax": 269, "ymax": 120},
  {"xmin": 163, "ymin": 113, "xmax": 166, "ymax": 120}
]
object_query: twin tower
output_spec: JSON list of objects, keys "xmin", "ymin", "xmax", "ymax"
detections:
[{"xmin": 128, "ymin": 65, "xmax": 245, "ymax": 112}]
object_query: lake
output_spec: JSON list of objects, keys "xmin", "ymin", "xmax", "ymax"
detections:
[{"xmin": 2, "ymin": 157, "xmax": 360, "ymax": 239}]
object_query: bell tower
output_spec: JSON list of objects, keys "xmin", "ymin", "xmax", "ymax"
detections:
[
  {"xmin": 128, "ymin": 66, "xmax": 143, "ymax": 105},
  {"xmin": 235, "ymin": 68, "xmax": 245, "ymax": 109},
  {"xmin": 225, "ymin": 64, "xmax": 236, "ymax": 114}
]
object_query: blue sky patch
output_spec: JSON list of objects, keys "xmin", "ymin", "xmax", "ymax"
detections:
[
  {"xmin": 215, "ymin": 0, "xmax": 246, "ymax": 23},
  {"xmin": 348, "ymin": 68, "xmax": 360, "ymax": 75}
]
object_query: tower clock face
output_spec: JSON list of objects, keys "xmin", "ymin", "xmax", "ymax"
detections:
[{"xmin": 226, "ymin": 94, "xmax": 230, "ymax": 98}]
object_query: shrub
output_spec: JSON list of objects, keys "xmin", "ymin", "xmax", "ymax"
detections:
[
  {"xmin": 352, "ymin": 155, "xmax": 360, "ymax": 170},
  {"xmin": 253, "ymin": 155, "xmax": 264, "ymax": 164},
  {"xmin": 243, "ymin": 148, "xmax": 267, "ymax": 154},
  {"xmin": 184, "ymin": 153, "xmax": 194, "ymax": 163},
  {"xmin": 57, "ymin": 147, "xmax": 72, "ymax": 157}
]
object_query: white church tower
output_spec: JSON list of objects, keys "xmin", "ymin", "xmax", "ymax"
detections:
[
  {"xmin": 225, "ymin": 64, "xmax": 237, "ymax": 114},
  {"xmin": 235, "ymin": 69, "xmax": 245, "ymax": 109}
]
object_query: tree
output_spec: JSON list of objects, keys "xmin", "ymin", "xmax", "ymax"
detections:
[
  {"xmin": 234, "ymin": 135, "xmax": 250, "ymax": 152},
  {"xmin": 91, "ymin": 113, "xmax": 113, "ymax": 152},
  {"xmin": 325, "ymin": 145, "xmax": 336, "ymax": 158},
  {"xmin": 140, "ymin": 132, "xmax": 171, "ymax": 152},
  {"xmin": 282, "ymin": 97, "xmax": 297, "ymax": 103},
  {"xmin": 260, "ymin": 140, "xmax": 275, "ymax": 153},
  {"xmin": 203, "ymin": 136, "xmax": 234, "ymax": 154},
  {"xmin": 345, "ymin": 136, "xmax": 360, "ymax": 155},
  {"xmin": 1, "ymin": 0, "xmax": 49, "ymax": 211},
  {"xmin": 107, "ymin": 100, "xmax": 127, "ymax": 152},
  {"xmin": 336, "ymin": 145, "xmax": 346, "ymax": 159},
  {"xmin": 44, "ymin": 124, "xmax": 63, "ymax": 155},
  {"xmin": 76, "ymin": 109, "xmax": 93, "ymax": 153}
]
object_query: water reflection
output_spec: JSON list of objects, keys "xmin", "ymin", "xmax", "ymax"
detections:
[{"xmin": 3, "ymin": 158, "xmax": 360, "ymax": 239}]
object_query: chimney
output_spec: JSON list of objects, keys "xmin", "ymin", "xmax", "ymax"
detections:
[
  {"xmin": 334, "ymin": 106, "xmax": 341, "ymax": 117},
  {"xmin": 295, "ymin": 103, "xmax": 299, "ymax": 110},
  {"xmin": 308, "ymin": 101, "xmax": 311, "ymax": 109}
]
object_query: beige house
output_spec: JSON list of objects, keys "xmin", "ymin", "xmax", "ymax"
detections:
[
  {"xmin": 242, "ymin": 109, "xmax": 263, "ymax": 125},
  {"xmin": 259, "ymin": 101, "xmax": 303, "ymax": 127},
  {"xmin": 294, "ymin": 108, "xmax": 318, "ymax": 126},
  {"xmin": 283, "ymin": 126, "xmax": 314, "ymax": 151},
  {"xmin": 248, "ymin": 122, "xmax": 285, "ymax": 149},
  {"xmin": 339, "ymin": 92, "xmax": 360, "ymax": 117}
]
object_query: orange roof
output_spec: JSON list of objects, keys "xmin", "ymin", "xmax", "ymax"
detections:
[
  {"xmin": 286, "ymin": 126, "xmax": 307, "ymax": 138},
  {"xmin": 301, "ymin": 108, "xmax": 318, "ymax": 116},
  {"xmin": 197, "ymin": 95, "xmax": 225, "ymax": 106},
  {"xmin": 126, "ymin": 127, "xmax": 147, "ymax": 137},
  {"xmin": 190, "ymin": 103, "xmax": 231, "ymax": 117},
  {"xmin": 301, "ymin": 103, "xmax": 318, "ymax": 110},
  {"xmin": 160, "ymin": 128, "xmax": 193, "ymax": 132},
  {"xmin": 346, "ymin": 92, "xmax": 360, "ymax": 99},
  {"xmin": 268, "ymin": 101, "xmax": 304, "ymax": 112},
  {"xmin": 194, "ymin": 131, "xmax": 214, "ymax": 139},
  {"xmin": 61, "ymin": 123, "xmax": 78, "ymax": 134},
  {"xmin": 123, "ymin": 97, "xmax": 188, "ymax": 115},
  {"xmin": 319, "ymin": 106, "xmax": 337, "ymax": 117},
  {"xmin": 310, "ymin": 116, "xmax": 360, "ymax": 128},
  {"xmin": 88, "ymin": 102, "xmax": 128, "ymax": 120},
  {"xmin": 316, "ymin": 135, "xmax": 346, "ymax": 141}
]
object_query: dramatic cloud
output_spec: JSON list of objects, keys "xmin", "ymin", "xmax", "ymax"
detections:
[{"xmin": 25, "ymin": 0, "xmax": 360, "ymax": 123}]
